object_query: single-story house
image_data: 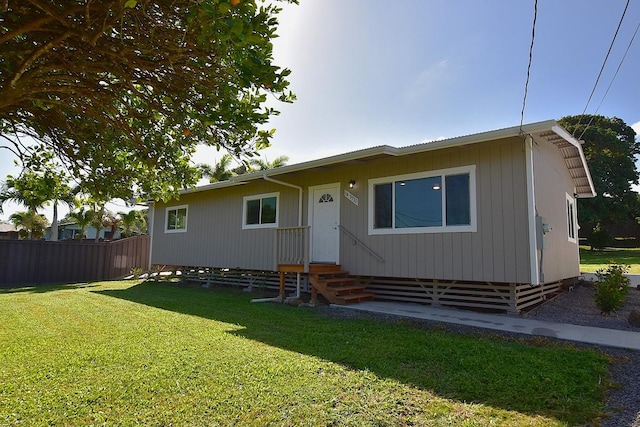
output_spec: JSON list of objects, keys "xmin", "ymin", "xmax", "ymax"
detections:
[{"xmin": 149, "ymin": 120, "xmax": 595, "ymax": 312}]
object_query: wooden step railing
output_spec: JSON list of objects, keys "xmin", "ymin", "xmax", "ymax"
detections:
[
  {"xmin": 308, "ymin": 266, "xmax": 374, "ymax": 305},
  {"xmin": 275, "ymin": 226, "xmax": 310, "ymax": 272}
]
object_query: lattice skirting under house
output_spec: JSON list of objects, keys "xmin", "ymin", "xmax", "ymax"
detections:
[{"xmin": 150, "ymin": 265, "xmax": 569, "ymax": 313}]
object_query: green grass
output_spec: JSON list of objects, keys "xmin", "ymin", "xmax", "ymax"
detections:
[
  {"xmin": 580, "ymin": 246, "xmax": 640, "ymax": 274},
  {"xmin": 0, "ymin": 281, "xmax": 612, "ymax": 426}
]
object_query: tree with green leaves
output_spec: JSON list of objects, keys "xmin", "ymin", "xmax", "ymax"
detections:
[
  {"xmin": 250, "ymin": 155, "xmax": 289, "ymax": 171},
  {"xmin": 118, "ymin": 209, "xmax": 148, "ymax": 237},
  {"xmin": 9, "ymin": 210, "xmax": 48, "ymax": 240},
  {"xmin": 198, "ymin": 154, "xmax": 235, "ymax": 183},
  {"xmin": 1, "ymin": 0, "xmax": 296, "ymax": 203},
  {"xmin": 558, "ymin": 115, "xmax": 640, "ymax": 237},
  {"xmin": 64, "ymin": 208, "xmax": 94, "ymax": 240},
  {"xmin": 0, "ymin": 154, "xmax": 75, "ymax": 241},
  {"xmin": 232, "ymin": 154, "xmax": 289, "ymax": 174}
]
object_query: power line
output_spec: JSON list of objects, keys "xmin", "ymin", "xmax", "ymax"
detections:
[
  {"xmin": 574, "ymin": 0, "xmax": 630, "ymax": 137},
  {"xmin": 520, "ymin": 0, "xmax": 538, "ymax": 131},
  {"xmin": 578, "ymin": 18, "xmax": 640, "ymax": 140}
]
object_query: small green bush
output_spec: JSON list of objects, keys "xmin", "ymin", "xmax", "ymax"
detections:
[
  {"xmin": 594, "ymin": 263, "xmax": 630, "ymax": 314},
  {"xmin": 587, "ymin": 227, "xmax": 612, "ymax": 251},
  {"xmin": 130, "ymin": 267, "xmax": 143, "ymax": 279}
]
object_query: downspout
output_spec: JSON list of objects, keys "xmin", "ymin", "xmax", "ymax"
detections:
[
  {"xmin": 262, "ymin": 173, "xmax": 304, "ymax": 299},
  {"xmin": 524, "ymin": 135, "xmax": 540, "ymax": 286},
  {"xmin": 263, "ymin": 173, "xmax": 303, "ymax": 227}
]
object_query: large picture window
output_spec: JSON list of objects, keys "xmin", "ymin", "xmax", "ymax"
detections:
[
  {"xmin": 165, "ymin": 205, "xmax": 188, "ymax": 233},
  {"xmin": 369, "ymin": 166, "xmax": 476, "ymax": 235},
  {"xmin": 243, "ymin": 193, "xmax": 279, "ymax": 229}
]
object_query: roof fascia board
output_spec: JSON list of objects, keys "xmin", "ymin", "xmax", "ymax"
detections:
[
  {"xmin": 180, "ymin": 180, "xmax": 249, "ymax": 195},
  {"xmin": 550, "ymin": 125, "xmax": 597, "ymax": 198},
  {"xmin": 399, "ymin": 120, "xmax": 557, "ymax": 156},
  {"xmin": 179, "ymin": 146, "xmax": 397, "ymax": 195},
  {"xmin": 256, "ymin": 145, "xmax": 400, "ymax": 178},
  {"xmin": 178, "ymin": 120, "xmax": 588, "ymax": 197}
]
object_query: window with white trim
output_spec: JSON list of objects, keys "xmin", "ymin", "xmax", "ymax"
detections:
[
  {"xmin": 243, "ymin": 192, "xmax": 279, "ymax": 229},
  {"xmin": 165, "ymin": 205, "xmax": 188, "ymax": 233},
  {"xmin": 369, "ymin": 166, "xmax": 476, "ymax": 235},
  {"xmin": 566, "ymin": 194, "xmax": 577, "ymax": 243}
]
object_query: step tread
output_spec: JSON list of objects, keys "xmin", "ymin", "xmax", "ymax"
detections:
[
  {"xmin": 318, "ymin": 277, "xmax": 357, "ymax": 285},
  {"xmin": 329, "ymin": 285, "xmax": 367, "ymax": 295},
  {"xmin": 314, "ymin": 271, "xmax": 350, "ymax": 278},
  {"xmin": 335, "ymin": 293, "xmax": 375, "ymax": 305}
]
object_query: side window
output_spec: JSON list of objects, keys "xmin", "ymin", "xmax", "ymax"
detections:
[
  {"xmin": 243, "ymin": 193, "xmax": 279, "ymax": 229},
  {"xmin": 566, "ymin": 194, "xmax": 577, "ymax": 243},
  {"xmin": 165, "ymin": 205, "xmax": 188, "ymax": 233}
]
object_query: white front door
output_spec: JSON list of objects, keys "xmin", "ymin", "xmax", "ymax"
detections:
[{"xmin": 309, "ymin": 183, "xmax": 340, "ymax": 263}]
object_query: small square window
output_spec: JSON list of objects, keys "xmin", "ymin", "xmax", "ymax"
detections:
[
  {"xmin": 243, "ymin": 193, "xmax": 279, "ymax": 229},
  {"xmin": 165, "ymin": 205, "xmax": 188, "ymax": 233}
]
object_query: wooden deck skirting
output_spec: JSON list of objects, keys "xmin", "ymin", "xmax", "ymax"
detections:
[
  {"xmin": 361, "ymin": 276, "xmax": 563, "ymax": 313},
  {"xmin": 157, "ymin": 264, "xmax": 564, "ymax": 313},
  {"xmin": 155, "ymin": 266, "xmax": 307, "ymax": 294}
]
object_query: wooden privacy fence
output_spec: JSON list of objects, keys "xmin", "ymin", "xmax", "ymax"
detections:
[{"xmin": 0, "ymin": 235, "xmax": 150, "ymax": 287}]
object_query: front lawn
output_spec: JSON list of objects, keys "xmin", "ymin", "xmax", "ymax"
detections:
[
  {"xmin": 580, "ymin": 246, "xmax": 640, "ymax": 274},
  {"xmin": 0, "ymin": 281, "xmax": 610, "ymax": 426}
]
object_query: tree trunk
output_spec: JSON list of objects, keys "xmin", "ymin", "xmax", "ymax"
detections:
[{"xmin": 50, "ymin": 201, "xmax": 58, "ymax": 241}]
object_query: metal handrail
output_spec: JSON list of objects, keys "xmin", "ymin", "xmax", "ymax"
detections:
[{"xmin": 338, "ymin": 225, "xmax": 384, "ymax": 263}]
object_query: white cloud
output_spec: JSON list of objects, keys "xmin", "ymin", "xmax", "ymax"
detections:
[
  {"xmin": 632, "ymin": 121, "xmax": 640, "ymax": 136},
  {"xmin": 405, "ymin": 59, "xmax": 452, "ymax": 101}
]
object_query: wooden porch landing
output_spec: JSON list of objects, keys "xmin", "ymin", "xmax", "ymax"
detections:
[{"xmin": 277, "ymin": 264, "xmax": 374, "ymax": 305}]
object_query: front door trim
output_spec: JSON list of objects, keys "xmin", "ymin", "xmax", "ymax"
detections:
[{"xmin": 308, "ymin": 182, "xmax": 341, "ymax": 264}]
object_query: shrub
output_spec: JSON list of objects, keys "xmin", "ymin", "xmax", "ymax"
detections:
[
  {"xmin": 130, "ymin": 267, "xmax": 143, "ymax": 280},
  {"xmin": 587, "ymin": 227, "xmax": 612, "ymax": 251},
  {"xmin": 594, "ymin": 263, "xmax": 630, "ymax": 314}
]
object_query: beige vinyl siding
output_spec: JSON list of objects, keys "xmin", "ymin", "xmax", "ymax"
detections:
[
  {"xmin": 151, "ymin": 136, "xmax": 532, "ymax": 284},
  {"xmin": 152, "ymin": 181, "xmax": 299, "ymax": 270},
  {"xmin": 292, "ymin": 136, "xmax": 531, "ymax": 284},
  {"xmin": 533, "ymin": 138, "xmax": 581, "ymax": 282}
]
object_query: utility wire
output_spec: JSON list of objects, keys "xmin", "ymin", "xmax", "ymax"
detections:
[
  {"xmin": 578, "ymin": 18, "xmax": 640, "ymax": 140},
  {"xmin": 520, "ymin": 0, "xmax": 538, "ymax": 131},
  {"xmin": 574, "ymin": 0, "xmax": 630, "ymax": 137}
]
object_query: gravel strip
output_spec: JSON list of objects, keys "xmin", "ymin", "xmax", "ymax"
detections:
[{"xmin": 320, "ymin": 282, "xmax": 640, "ymax": 426}]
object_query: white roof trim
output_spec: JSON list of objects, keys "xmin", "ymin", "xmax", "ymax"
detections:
[{"xmin": 179, "ymin": 120, "xmax": 595, "ymax": 198}]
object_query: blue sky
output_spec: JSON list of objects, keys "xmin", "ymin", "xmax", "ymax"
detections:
[{"xmin": 2, "ymin": 0, "xmax": 640, "ymax": 221}]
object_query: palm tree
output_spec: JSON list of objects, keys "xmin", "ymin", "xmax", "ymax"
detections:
[
  {"xmin": 45, "ymin": 176, "xmax": 76, "ymax": 242},
  {"xmin": 0, "ymin": 175, "xmax": 47, "ymax": 214},
  {"xmin": 198, "ymin": 154, "xmax": 235, "ymax": 183},
  {"xmin": 249, "ymin": 155, "xmax": 289, "ymax": 171},
  {"xmin": 118, "ymin": 209, "xmax": 147, "ymax": 237},
  {"xmin": 90, "ymin": 206, "xmax": 107, "ymax": 242},
  {"xmin": 9, "ymin": 211, "xmax": 49, "ymax": 240},
  {"xmin": 65, "ymin": 208, "xmax": 93, "ymax": 240},
  {"xmin": 0, "ymin": 165, "xmax": 75, "ymax": 241}
]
